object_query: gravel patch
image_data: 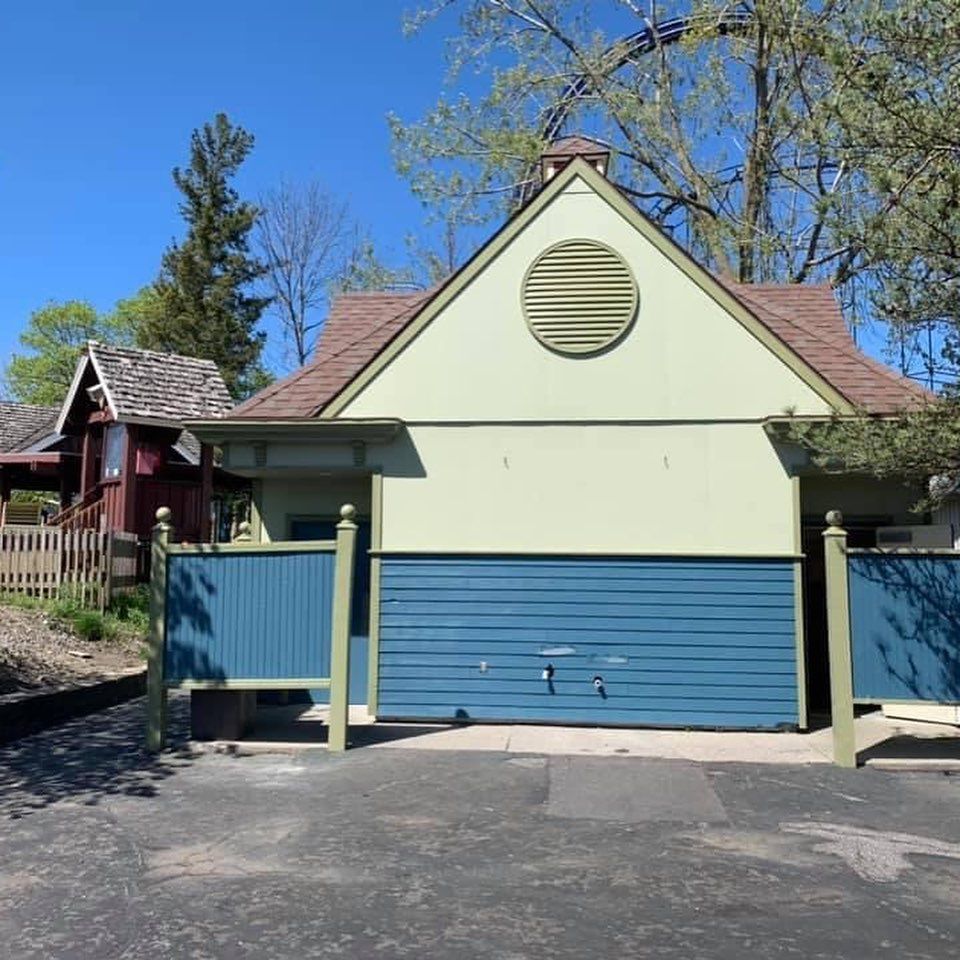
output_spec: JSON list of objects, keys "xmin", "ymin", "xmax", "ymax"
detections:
[{"xmin": 0, "ymin": 605, "xmax": 143, "ymax": 695}]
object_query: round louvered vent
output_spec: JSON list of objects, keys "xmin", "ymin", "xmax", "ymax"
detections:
[{"xmin": 522, "ymin": 239, "xmax": 638, "ymax": 355}]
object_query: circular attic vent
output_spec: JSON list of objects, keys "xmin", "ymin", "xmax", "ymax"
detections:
[{"xmin": 522, "ymin": 239, "xmax": 638, "ymax": 355}]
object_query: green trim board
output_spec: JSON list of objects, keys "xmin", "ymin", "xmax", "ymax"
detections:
[
  {"xmin": 320, "ymin": 157, "xmax": 856, "ymax": 419},
  {"xmin": 369, "ymin": 549, "xmax": 805, "ymax": 560},
  {"xmin": 167, "ymin": 539, "xmax": 336, "ymax": 555},
  {"xmin": 168, "ymin": 678, "xmax": 332, "ymax": 690},
  {"xmin": 186, "ymin": 418, "xmax": 403, "ymax": 445},
  {"xmin": 368, "ymin": 470, "xmax": 383, "ymax": 713},
  {"xmin": 791, "ymin": 477, "xmax": 808, "ymax": 730}
]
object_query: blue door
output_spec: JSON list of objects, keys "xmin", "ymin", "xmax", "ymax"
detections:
[{"xmin": 290, "ymin": 518, "xmax": 371, "ymax": 705}]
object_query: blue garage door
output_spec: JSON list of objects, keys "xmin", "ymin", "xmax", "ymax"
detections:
[{"xmin": 378, "ymin": 556, "xmax": 798, "ymax": 729}]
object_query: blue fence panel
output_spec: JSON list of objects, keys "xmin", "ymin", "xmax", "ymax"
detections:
[
  {"xmin": 165, "ymin": 549, "xmax": 335, "ymax": 684},
  {"xmin": 377, "ymin": 556, "xmax": 798, "ymax": 729},
  {"xmin": 849, "ymin": 553, "xmax": 960, "ymax": 702}
]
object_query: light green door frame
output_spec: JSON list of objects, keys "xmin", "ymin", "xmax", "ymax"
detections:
[{"xmin": 367, "ymin": 470, "xmax": 383, "ymax": 714}]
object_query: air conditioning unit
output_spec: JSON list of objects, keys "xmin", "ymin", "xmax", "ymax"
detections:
[{"xmin": 875, "ymin": 525, "xmax": 953, "ymax": 549}]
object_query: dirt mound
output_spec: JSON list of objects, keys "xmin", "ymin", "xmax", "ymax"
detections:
[{"xmin": 0, "ymin": 605, "xmax": 143, "ymax": 695}]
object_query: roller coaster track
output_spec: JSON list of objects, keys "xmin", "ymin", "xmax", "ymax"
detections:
[{"xmin": 518, "ymin": 7, "xmax": 754, "ymax": 202}]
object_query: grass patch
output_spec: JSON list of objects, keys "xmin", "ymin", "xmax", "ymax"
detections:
[{"xmin": 0, "ymin": 588, "xmax": 151, "ymax": 645}]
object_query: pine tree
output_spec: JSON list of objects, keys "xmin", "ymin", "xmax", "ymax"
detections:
[{"xmin": 140, "ymin": 113, "xmax": 271, "ymax": 398}]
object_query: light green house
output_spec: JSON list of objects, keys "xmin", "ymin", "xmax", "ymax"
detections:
[{"xmin": 191, "ymin": 139, "xmax": 928, "ymax": 731}]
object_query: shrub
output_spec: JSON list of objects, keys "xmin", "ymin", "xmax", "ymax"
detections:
[
  {"xmin": 109, "ymin": 587, "xmax": 150, "ymax": 634},
  {"xmin": 71, "ymin": 610, "xmax": 118, "ymax": 643}
]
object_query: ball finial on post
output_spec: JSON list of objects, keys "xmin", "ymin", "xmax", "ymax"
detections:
[
  {"xmin": 340, "ymin": 503, "xmax": 357, "ymax": 523},
  {"xmin": 155, "ymin": 506, "xmax": 172, "ymax": 527},
  {"xmin": 825, "ymin": 509, "xmax": 844, "ymax": 529},
  {"xmin": 233, "ymin": 521, "xmax": 253, "ymax": 543}
]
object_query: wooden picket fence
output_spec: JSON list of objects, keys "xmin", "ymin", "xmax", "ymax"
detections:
[{"xmin": 0, "ymin": 525, "xmax": 138, "ymax": 610}]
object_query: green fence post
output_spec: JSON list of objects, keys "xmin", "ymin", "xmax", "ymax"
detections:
[
  {"xmin": 823, "ymin": 510, "xmax": 856, "ymax": 768},
  {"xmin": 146, "ymin": 506, "xmax": 172, "ymax": 752},
  {"xmin": 328, "ymin": 503, "xmax": 358, "ymax": 753}
]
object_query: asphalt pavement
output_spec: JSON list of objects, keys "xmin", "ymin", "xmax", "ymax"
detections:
[{"xmin": 1, "ymin": 697, "xmax": 959, "ymax": 958}]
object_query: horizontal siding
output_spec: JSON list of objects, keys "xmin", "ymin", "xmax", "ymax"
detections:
[
  {"xmin": 849, "ymin": 554, "xmax": 960, "ymax": 702},
  {"xmin": 165, "ymin": 550, "xmax": 334, "ymax": 683},
  {"xmin": 378, "ymin": 556, "xmax": 798, "ymax": 729}
]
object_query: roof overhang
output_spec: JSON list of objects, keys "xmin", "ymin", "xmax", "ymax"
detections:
[
  {"xmin": 0, "ymin": 451, "xmax": 78, "ymax": 472},
  {"xmin": 762, "ymin": 412, "xmax": 904, "ymax": 440},
  {"xmin": 185, "ymin": 418, "xmax": 404, "ymax": 445}
]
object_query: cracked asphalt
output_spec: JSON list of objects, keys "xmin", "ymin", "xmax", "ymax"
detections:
[{"xmin": 2, "ymin": 698, "xmax": 960, "ymax": 958}]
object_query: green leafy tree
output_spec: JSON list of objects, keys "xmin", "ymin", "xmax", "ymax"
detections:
[
  {"xmin": 4, "ymin": 301, "xmax": 136, "ymax": 404},
  {"xmin": 392, "ymin": 2, "xmax": 959, "ymax": 324},
  {"xmin": 110, "ymin": 285, "xmax": 165, "ymax": 338},
  {"xmin": 824, "ymin": 1, "xmax": 960, "ymax": 381},
  {"xmin": 393, "ymin": 1, "xmax": 860, "ymax": 287},
  {"xmin": 139, "ymin": 113, "xmax": 271, "ymax": 398},
  {"xmin": 397, "ymin": 0, "xmax": 960, "ymax": 499},
  {"xmin": 333, "ymin": 237, "xmax": 418, "ymax": 294}
]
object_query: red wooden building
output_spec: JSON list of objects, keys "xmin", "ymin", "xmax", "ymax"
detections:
[{"xmin": 0, "ymin": 342, "xmax": 240, "ymax": 544}]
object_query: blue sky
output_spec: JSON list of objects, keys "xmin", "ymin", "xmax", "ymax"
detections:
[
  {"xmin": 0, "ymin": 1, "xmax": 458, "ymax": 376},
  {"xmin": 2, "ymin": 1, "xmax": 900, "ymax": 385}
]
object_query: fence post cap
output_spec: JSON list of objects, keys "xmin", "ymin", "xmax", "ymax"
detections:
[
  {"xmin": 155, "ymin": 506, "xmax": 172, "ymax": 526},
  {"xmin": 824, "ymin": 509, "xmax": 845, "ymax": 531},
  {"xmin": 233, "ymin": 521, "xmax": 253, "ymax": 542},
  {"xmin": 339, "ymin": 503, "xmax": 357, "ymax": 524}
]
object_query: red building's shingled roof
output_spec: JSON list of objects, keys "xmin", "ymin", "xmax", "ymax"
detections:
[{"xmin": 231, "ymin": 279, "xmax": 929, "ymax": 420}]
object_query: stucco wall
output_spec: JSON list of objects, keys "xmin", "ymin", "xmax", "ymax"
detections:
[
  {"xmin": 374, "ymin": 423, "xmax": 797, "ymax": 554},
  {"xmin": 254, "ymin": 476, "xmax": 371, "ymax": 542},
  {"xmin": 340, "ymin": 178, "xmax": 834, "ymax": 423}
]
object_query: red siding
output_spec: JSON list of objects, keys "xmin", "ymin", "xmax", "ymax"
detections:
[{"xmin": 136, "ymin": 479, "xmax": 203, "ymax": 543}]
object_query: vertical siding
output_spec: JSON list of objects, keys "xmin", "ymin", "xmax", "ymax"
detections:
[
  {"xmin": 378, "ymin": 556, "xmax": 798, "ymax": 729},
  {"xmin": 849, "ymin": 553, "xmax": 960, "ymax": 702},
  {"xmin": 165, "ymin": 550, "xmax": 335, "ymax": 683}
]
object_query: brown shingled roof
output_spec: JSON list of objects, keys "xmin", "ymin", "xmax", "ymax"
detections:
[
  {"xmin": 541, "ymin": 135, "xmax": 611, "ymax": 158},
  {"xmin": 720, "ymin": 280, "xmax": 930, "ymax": 413},
  {"xmin": 231, "ymin": 277, "xmax": 927, "ymax": 420},
  {"xmin": 89, "ymin": 342, "xmax": 234, "ymax": 423},
  {"xmin": 0, "ymin": 402, "xmax": 59, "ymax": 453},
  {"xmin": 230, "ymin": 290, "xmax": 435, "ymax": 419}
]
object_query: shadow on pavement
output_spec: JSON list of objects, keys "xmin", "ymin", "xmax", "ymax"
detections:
[
  {"xmin": 0, "ymin": 694, "xmax": 193, "ymax": 820},
  {"xmin": 244, "ymin": 704, "xmax": 455, "ymax": 748},
  {"xmin": 860, "ymin": 733, "xmax": 960, "ymax": 763}
]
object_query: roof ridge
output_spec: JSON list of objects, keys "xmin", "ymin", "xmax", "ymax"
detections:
[
  {"xmin": 91, "ymin": 341, "xmax": 222, "ymax": 368},
  {"xmin": 334, "ymin": 289, "xmax": 427, "ymax": 299}
]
